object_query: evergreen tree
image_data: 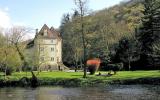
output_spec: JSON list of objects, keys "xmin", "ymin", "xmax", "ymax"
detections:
[
  {"xmin": 115, "ymin": 37, "xmax": 140, "ymax": 70},
  {"xmin": 136, "ymin": 0, "xmax": 160, "ymax": 67},
  {"xmin": 59, "ymin": 13, "xmax": 70, "ymax": 35}
]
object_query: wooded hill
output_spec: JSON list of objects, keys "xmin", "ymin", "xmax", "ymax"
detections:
[
  {"xmin": 60, "ymin": 0, "xmax": 144, "ymax": 66},
  {"xmin": 60, "ymin": 0, "xmax": 160, "ymax": 70}
]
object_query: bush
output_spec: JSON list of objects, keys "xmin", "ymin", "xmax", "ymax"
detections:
[
  {"xmin": 5, "ymin": 68, "xmax": 13, "ymax": 75},
  {"xmin": 88, "ymin": 65, "xmax": 99, "ymax": 75},
  {"xmin": 87, "ymin": 59, "xmax": 101, "ymax": 75},
  {"xmin": 0, "ymin": 65, "xmax": 13, "ymax": 75},
  {"xmin": 107, "ymin": 63, "xmax": 123, "ymax": 74}
]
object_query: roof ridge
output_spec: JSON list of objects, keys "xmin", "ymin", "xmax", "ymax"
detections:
[{"xmin": 37, "ymin": 24, "xmax": 61, "ymax": 39}]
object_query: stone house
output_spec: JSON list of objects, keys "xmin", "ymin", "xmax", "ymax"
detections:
[{"xmin": 27, "ymin": 24, "xmax": 67, "ymax": 70}]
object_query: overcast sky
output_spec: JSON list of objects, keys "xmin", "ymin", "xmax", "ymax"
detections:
[{"xmin": 0, "ymin": 0, "xmax": 124, "ymax": 29}]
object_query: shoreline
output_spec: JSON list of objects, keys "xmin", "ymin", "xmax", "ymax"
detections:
[{"xmin": 0, "ymin": 77, "xmax": 160, "ymax": 87}]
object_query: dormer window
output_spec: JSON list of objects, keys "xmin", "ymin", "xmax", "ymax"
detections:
[{"xmin": 44, "ymin": 29, "xmax": 47, "ymax": 36}]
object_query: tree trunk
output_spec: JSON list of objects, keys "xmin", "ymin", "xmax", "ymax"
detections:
[
  {"xmin": 128, "ymin": 59, "xmax": 131, "ymax": 71},
  {"xmin": 75, "ymin": 0, "xmax": 88, "ymax": 78},
  {"xmin": 128, "ymin": 49, "xmax": 131, "ymax": 71},
  {"xmin": 15, "ymin": 44, "xmax": 28, "ymax": 71},
  {"xmin": 81, "ymin": 21, "xmax": 87, "ymax": 78},
  {"xmin": 4, "ymin": 51, "xmax": 7, "ymax": 80},
  {"xmin": 4, "ymin": 64, "xmax": 7, "ymax": 80}
]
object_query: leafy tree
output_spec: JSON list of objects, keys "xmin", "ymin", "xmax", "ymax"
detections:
[
  {"xmin": 0, "ymin": 33, "xmax": 21, "ymax": 77},
  {"xmin": 60, "ymin": 0, "xmax": 160, "ymax": 70},
  {"xmin": 74, "ymin": 0, "xmax": 88, "ymax": 78},
  {"xmin": 7, "ymin": 26, "xmax": 30, "ymax": 72}
]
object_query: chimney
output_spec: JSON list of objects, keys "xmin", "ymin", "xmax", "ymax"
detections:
[{"xmin": 36, "ymin": 29, "xmax": 38, "ymax": 34}]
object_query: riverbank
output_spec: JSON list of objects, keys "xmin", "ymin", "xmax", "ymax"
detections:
[
  {"xmin": 0, "ymin": 71, "xmax": 160, "ymax": 87},
  {"xmin": 0, "ymin": 85, "xmax": 160, "ymax": 100}
]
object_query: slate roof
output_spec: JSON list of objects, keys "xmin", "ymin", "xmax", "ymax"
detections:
[
  {"xmin": 36, "ymin": 24, "xmax": 61, "ymax": 39},
  {"xmin": 27, "ymin": 24, "xmax": 61, "ymax": 48}
]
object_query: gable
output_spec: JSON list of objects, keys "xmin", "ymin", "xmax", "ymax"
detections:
[{"xmin": 37, "ymin": 24, "xmax": 61, "ymax": 39}]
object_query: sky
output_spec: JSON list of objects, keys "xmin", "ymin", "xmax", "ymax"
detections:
[{"xmin": 0, "ymin": 0, "xmax": 124, "ymax": 30}]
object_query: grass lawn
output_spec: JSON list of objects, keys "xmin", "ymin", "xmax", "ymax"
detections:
[{"xmin": 1, "ymin": 70, "xmax": 160, "ymax": 81}]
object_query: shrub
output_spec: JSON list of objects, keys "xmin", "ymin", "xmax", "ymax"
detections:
[
  {"xmin": 88, "ymin": 65, "xmax": 99, "ymax": 75},
  {"xmin": 5, "ymin": 68, "xmax": 13, "ymax": 75},
  {"xmin": 0, "ymin": 64, "xmax": 13, "ymax": 75},
  {"xmin": 87, "ymin": 58, "xmax": 101, "ymax": 75},
  {"xmin": 107, "ymin": 63, "xmax": 123, "ymax": 74}
]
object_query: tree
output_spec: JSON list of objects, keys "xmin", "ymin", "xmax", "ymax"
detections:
[
  {"xmin": 0, "ymin": 33, "xmax": 21, "ymax": 77},
  {"xmin": 60, "ymin": 13, "xmax": 70, "ymax": 35},
  {"xmin": 6, "ymin": 26, "xmax": 31, "ymax": 72},
  {"xmin": 60, "ymin": 13, "xmax": 74, "ymax": 66},
  {"xmin": 74, "ymin": 0, "xmax": 88, "ymax": 78},
  {"xmin": 136, "ymin": 0, "xmax": 160, "ymax": 67},
  {"xmin": 115, "ymin": 37, "xmax": 140, "ymax": 70},
  {"xmin": 60, "ymin": 0, "xmax": 153, "ymax": 70}
]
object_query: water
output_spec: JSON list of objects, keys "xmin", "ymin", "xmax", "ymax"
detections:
[{"xmin": 0, "ymin": 85, "xmax": 159, "ymax": 100}]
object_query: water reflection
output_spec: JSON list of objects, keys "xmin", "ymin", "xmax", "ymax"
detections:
[{"xmin": 0, "ymin": 85, "xmax": 159, "ymax": 100}]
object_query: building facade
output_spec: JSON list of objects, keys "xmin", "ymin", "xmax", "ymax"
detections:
[{"xmin": 34, "ymin": 24, "xmax": 63, "ymax": 70}]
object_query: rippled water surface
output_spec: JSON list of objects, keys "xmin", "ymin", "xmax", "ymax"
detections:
[{"xmin": 0, "ymin": 85, "xmax": 159, "ymax": 100}]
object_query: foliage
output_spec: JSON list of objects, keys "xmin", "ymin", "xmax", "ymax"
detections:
[
  {"xmin": 60, "ymin": 0, "xmax": 144, "ymax": 70},
  {"xmin": 7, "ymin": 26, "xmax": 30, "ymax": 71},
  {"xmin": 0, "ymin": 33, "xmax": 22, "ymax": 76},
  {"xmin": 74, "ymin": 0, "xmax": 89, "ymax": 78},
  {"xmin": 87, "ymin": 59, "xmax": 101, "ymax": 75},
  {"xmin": 60, "ymin": 0, "xmax": 160, "ymax": 70},
  {"xmin": 114, "ymin": 37, "xmax": 140, "ymax": 70},
  {"xmin": 87, "ymin": 65, "xmax": 97, "ymax": 75},
  {"xmin": 0, "ymin": 26, "xmax": 32, "ymax": 77},
  {"xmin": 136, "ymin": 0, "xmax": 160, "ymax": 67},
  {"xmin": 107, "ymin": 63, "xmax": 124, "ymax": 74}
]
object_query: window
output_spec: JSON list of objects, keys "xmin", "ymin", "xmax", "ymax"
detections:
[
  {"xmin": 44, "ymin": 29, "xmax": 47, "ymax": 36},
  {"xmin": 51, "ymin": 40, "xmax": 53, "ymax": 43},
  {"xmin": 40, "ymin": 47, "xmax": 44, "ymax": 51},
  {"xmin": 51, "ymin": 57, "xmax": 54, "ymax": 61},
  {"xmin": 51, "ymin": 48, "xmax": 54, "ymax": 51},
  {"xmin": 40, "ymin": 57, "xmax": 44, "ymax": 62},
  {"xmin": 57, "ymin": 57, "xmax": 59, "ymax": 62}
]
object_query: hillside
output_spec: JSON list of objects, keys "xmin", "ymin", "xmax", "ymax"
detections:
[
  {"xmin": 84, "ymin": 0, "xmax": 143, "ymax": 45},
  {"xmin": 60, "ymin": 0, "xmax": 144, "ymax": 67}
]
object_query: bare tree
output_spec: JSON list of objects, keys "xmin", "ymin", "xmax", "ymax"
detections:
[
  {"xmin": 74, "ymin": 0, "xmax": 88, "ymax": 78},
  {"xmin": 0, "ymin": 34, "xmax": 20, "ymax": 79},
  {"xmin": 6, "ymin": 26, "xmax": 31, "ymax": 73}
]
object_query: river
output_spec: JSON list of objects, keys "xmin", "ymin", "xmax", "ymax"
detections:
[{"xmin": 0, "ymin": 85, "xmax": 159, "ymax": 100}]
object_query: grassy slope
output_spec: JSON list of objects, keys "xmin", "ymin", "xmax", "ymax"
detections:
[{"xmin": 0, "ymin": 71, "xmax": 159, "ymax": 81}]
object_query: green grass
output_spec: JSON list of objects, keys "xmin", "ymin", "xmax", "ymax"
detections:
[{"xmin": 1, "ymin": 70, "xmax": 160, "ymax": 81}]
